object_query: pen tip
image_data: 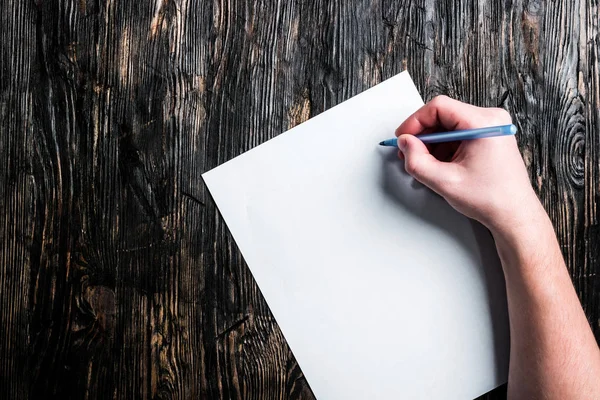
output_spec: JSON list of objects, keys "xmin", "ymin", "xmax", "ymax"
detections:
[{"xmin": 378, "ymin": 141, "xmax": 385, "ymax": 146}]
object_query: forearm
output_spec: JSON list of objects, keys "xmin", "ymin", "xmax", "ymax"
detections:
[{"xmin": 491, "ymin": 201, "xmax": 600, "ymax": 399}]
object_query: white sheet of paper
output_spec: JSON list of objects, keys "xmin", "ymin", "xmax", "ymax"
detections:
[{"xmin": 202, "ymin": 71, "xmax": 509, "ymax": 399}]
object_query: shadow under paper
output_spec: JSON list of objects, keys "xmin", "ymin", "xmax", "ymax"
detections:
[{"xmin": 378, "ymin": 148, "xmax": 510, "ymax": 383}]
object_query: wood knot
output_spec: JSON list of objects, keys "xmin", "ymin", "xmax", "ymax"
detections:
[
  {"xmin": 524, "ymin": 0, "xmax": 543, "ymax": 16},
  {"xmin": 83, "ymin": 285, "xmax": 116, "ymax": 334},
  {"xmin": 521, "ymin": 0, "xmax": 544, "ymax": 68},
  {"xmin": 567, "ymin": 129, "xmax": 585, "ymax": 188}
]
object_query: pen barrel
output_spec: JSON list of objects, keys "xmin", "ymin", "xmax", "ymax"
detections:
[
  {"xmin": 379, "ymin": 125, "xmax": 516, "ymax": 147},
  {"xmin": 416, "ymin": 124, "xmax": 516, "ymax": 144}
]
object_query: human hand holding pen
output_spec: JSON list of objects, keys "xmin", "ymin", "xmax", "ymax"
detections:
[{"xmin": 395, "ymin": 95, "xmax": 540, "ymax": 236}]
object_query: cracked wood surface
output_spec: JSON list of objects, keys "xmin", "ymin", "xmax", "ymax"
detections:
[{"xmin": 1, "ymin": 0, "xmax": 598, "ymax": 399}]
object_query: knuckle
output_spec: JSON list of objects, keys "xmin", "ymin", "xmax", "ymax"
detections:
[
  {"xmin": 430, "ymin": 95, "xmax": 449, "ymax": 107},
  {"xmin": 445, "ymin": 170, "xmax": 463, "ymax": 189},
  {"xmin": 437, "ymin": 170, "xmax": 464, "ymax": 197},
  {"xmin": 490, "ymin": 108, "xmax": 512, "ymax": 124},
  {"xmin": 404, "ymin": 159, "xmax": 420, "ymax": 177}
]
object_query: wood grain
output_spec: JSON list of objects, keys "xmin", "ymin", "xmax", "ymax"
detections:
[{"xmin": 0, "ymin": 0, "xmax": 598, "ymax": 399}]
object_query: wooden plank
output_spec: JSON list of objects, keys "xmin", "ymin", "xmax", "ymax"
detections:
[
  {"xmin": 0, "ymin": 0, "xmax": 35, "ymax": 398},
  {"xmin": 502, "ymin": 0, "xmax": 600, "ymax": 342},
  {"xmin": 0, "ymin": 0, "xmax": 598, "ymax": 399}
]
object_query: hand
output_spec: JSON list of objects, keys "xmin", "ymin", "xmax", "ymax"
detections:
[{"xmin": 396, "ymin": 96, "xmax": 542, "ymax": 235}]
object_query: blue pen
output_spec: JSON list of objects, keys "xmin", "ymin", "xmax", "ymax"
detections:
[{"xmin": 378, "ymin": 124, "xmax": 517, "ymax": 146}]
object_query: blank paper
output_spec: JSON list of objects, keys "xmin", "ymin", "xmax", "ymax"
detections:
[{"xmin": 202, "ymin": 71, "xmax": 509, "ymax": 399}]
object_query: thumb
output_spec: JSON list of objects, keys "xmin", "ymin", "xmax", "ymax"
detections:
[{"xmin": 398, "ymin": 134, "xmax": 455, "ymax": 195}]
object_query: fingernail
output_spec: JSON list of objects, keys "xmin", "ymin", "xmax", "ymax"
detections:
[{"xmin": 398, "ymin": 136, "xmax": 407, "ymax": 151}]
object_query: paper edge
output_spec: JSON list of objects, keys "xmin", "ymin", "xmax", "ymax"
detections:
[{"xmin": 202, "ymin": 70, "xmax": 415, "ymax": 182}]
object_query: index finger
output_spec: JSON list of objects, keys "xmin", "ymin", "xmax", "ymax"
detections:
[{"xmin": 395, "ymin": 95, "xmax": 484, "ymax": 137}]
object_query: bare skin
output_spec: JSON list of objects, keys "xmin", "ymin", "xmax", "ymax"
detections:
[{"xmin": 396, "ymin": 96, "xmax": 600, "ymax": 400}]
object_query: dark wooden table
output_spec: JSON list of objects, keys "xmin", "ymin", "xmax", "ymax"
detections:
[{"xmin": 1, "ymin": 0, "xmax": 598, "ymax": 399}]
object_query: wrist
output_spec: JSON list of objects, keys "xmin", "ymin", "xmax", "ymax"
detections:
[
  {"xmin": 489, "ymin": 197, "xmax": 563, "ymax": 277},
  {"xmin": 485, "ymin": 190, "xmax": 548, "ymax": 240}
]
